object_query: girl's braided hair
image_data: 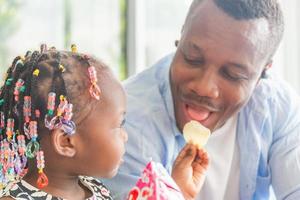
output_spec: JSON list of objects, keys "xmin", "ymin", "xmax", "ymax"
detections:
[{"xmin": 0, "ymin": 45, "xmax": 104, "ymax": 189}]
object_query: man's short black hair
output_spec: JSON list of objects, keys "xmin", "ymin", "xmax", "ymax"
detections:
[{"xmin": 186, "ymin": 0, "xmax": 284, "ymax": 59}]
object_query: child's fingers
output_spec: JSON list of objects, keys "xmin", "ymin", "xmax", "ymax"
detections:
[
  {"xmin": 191, "ymin": 157, "xmax": 208, "ymax": 184},
  {"xmin": 174, "ymin": 143, "xmax": 197, "ymax": 167},
  {"xmin": 195, "ymin": 149, "xmax": 210, "ymax": 169}
]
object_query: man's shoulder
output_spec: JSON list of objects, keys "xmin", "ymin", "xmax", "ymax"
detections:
[
  {"xmin": 123, "ymin": 54, "xmax": 174, "ymax": 117},
  {"xmin": 250, "ymin": 75, "xmax": 299, "ymax": 108},
  {"xmin": 123, "ymin": 54, "xmax": 174, "ymax": 93},
  {"xmin": 244, "ymin": 75, "xmax": 300, "ymax": 131},
  {"xmin": 124, "ymin": 55, "xmax": 173, "ymax": 128}
]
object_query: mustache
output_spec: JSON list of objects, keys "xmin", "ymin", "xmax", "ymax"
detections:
[{"xmin": 181, "ymin": 93, "xmax": 221, "ymax": 111}]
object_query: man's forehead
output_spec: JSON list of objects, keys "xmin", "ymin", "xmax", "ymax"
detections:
[{"xmin": 183, "ymin": 0, "xmax": 271, "ymax": 64}]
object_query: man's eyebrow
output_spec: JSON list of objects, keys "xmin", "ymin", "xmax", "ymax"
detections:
[
  {"xmin": 181, "ymin": 42, "xmax": 204, "ymax": 58},
  {"xmin": 190, "ymin": 42, "xmax": 203, "ymax": 54},
  {"xmin": 228, "ymin": 62, "xmax": 258, "ymax": 77},
  {"xmin": 227, "ymin": 62, "xmax": 248, "ymax": 70}
]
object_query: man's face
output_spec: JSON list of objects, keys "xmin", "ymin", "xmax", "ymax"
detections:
[{"xmin": 170, "ymin": 0, "xmax": 271, "ymax": 132}]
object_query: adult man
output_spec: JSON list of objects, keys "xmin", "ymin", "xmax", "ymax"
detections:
[{"xmin": 104, "ymin": 0, "xmax": 300, "ymax": 199}]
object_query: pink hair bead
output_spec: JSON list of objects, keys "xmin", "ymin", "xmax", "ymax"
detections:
[
  {"xmin": 35, "ymin": 109, "xmax": 40, "ymax": 118},
  {"xmin": 3, "ymin": 140, "xmax": 10, "ymax": 159},
  {"xmin": 6, "ymin": 119, "xmax": 14, "ymax": 140},
  {"xmin": 36, "ymin": 151, "xmax": 45, "ymax": 169},
  {"xmin": 88, "ymin": 66, "xmax": 98, "ymax": 84},
  {"xmin": 47, "ymin": 92, "xmax": 56, "ymax": 115},
  {"xmin": 14, "ymin": 79, "xmax": 24, "ymax": 101},
  {"xmin": 64, "ymin": 104, "xmax": 73, "ymax": 121},
  {"xmin": 88, "ymin": 66, "xmax": 101, "ymax": 100},
  {"xmin": 23, "ymin": 96, "xmax": 31, "ymax": 123},
  {"xmin": 36, "ymin": 150, "xmax": 48, "ymax": 188},
  {"xmin": 0, "ymin": 112, "xmax": 4, "ymax": 128},
  {"xmin": 17, "ymin": 135, "xmax": 26, "ymax": 156},
  {"xmin": 29, "ymin": 121, "xmax": 38, "ymax": 139}
]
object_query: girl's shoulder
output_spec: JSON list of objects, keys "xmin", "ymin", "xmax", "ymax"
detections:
[
  {"xmin": 0, "ymin": 180, "xmax": 34, "ymax": 200},
  {"xmin": 1, "ymin": 177, "xmax": 113, "ymax": 200},
  {"xmin": 0, "ymin": 180, "xmax": 61, "ymax": 200},
  {"xmin": 79, "ymin": 176, "xmax": 113, "ymax": 200}
]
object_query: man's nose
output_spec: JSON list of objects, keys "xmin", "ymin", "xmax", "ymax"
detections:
[{"xmin": 189, "ymin": 68, "xmax": 220, "ymax": 99}]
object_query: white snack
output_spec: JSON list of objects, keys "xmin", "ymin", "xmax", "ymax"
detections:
[{"xmin": 183, "ymin": 120, "xmax": 211, "ymax": 148}]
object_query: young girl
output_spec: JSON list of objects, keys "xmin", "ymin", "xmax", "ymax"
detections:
[{"xmin": 0, "ymin": 45, "xmax": 209, "ymax": 200}]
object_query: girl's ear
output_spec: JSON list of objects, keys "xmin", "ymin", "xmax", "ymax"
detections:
[{"xmin": 50, "ymin": 129, "xmax": 76, "ymax": 157}]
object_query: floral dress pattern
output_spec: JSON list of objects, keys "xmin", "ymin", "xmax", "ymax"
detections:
[{"xmin": 0, "ymin": 176, "xmax": 113, "ymax": 200}]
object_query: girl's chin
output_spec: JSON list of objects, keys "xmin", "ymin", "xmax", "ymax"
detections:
[{"xmin": 104, "ymin": 163, "xmax": 123, "ymax": 178}]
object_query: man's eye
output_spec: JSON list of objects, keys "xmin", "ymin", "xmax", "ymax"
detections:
[
  {"xmin": 120, "ymin": 119, "xmax": 126, "ymax": 127},
  {"xmin": 221, "ymin": 69, "xmax": 248, "ymax": 81},
  {"xmin": 183, "ymin": 55, "xmax": 204, "ymax": 66}
]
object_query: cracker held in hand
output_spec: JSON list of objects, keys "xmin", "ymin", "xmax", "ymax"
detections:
[{"xmin": 183, "ymin": 120, "xmax": 211, "ymax": 148}]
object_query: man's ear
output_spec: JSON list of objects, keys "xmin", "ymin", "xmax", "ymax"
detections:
[
  {"xmin": 50, "ymin": 129, "xmax": 76, "ymax": 157},
  {"xmin": 261, "ymin": 61, "xmax": 273, "ymax": 79}
]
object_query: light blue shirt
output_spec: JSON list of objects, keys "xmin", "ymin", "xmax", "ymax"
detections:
[{"xmin": 103, "ymin": 54, "xmax": 300, "ymax": 200}]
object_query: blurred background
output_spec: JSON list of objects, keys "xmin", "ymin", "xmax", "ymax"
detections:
[{"xmin": 0, "ymin": 0, "xmax": 299, "ymax": 94}]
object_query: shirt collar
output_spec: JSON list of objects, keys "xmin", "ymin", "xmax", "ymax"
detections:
[{"xmin": 158, "ymin": 54, "xmax": 182, "ymax": 137}]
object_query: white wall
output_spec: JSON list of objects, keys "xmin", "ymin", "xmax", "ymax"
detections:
[{"xmin": 3, "ymin": 0, "xmax": 121, "ymax": 75}]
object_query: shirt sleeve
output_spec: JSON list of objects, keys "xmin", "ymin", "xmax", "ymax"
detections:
[{"xmin": 269, "ymin": 84, "xmax": 300, "ymax": 200}]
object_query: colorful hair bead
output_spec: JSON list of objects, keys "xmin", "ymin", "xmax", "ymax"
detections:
[
  {"xmin": 36, "ymin": 150, "xmax": 48, "ymax": 188},
  {"xmin": 25, "ymin": 121, "xmax": 39, "ymax": 158},
  {"xmin": 71, "ymin": 44, "xmax": 77, "ymax": 53},
  {"xmin": 7, "ymin": 151, "xmax": 15, "ymax": 177},
  {"xmin": 5, "ymin": 78, "xmax": 13, "ymax": 86},
  {"xmin": 6, "ymin": 119, "xmax": 14, "ymax": 140},
  {"xmin": 61, "ymin": 121, "xmax": 76, "ymax": 135},
  {"xmin": 25, "ymin": 141, "xmax": 39, "ymax": 159},
  {"xmin": 14, "ymin": 155, "xmax": 23, "ymax": 175},
  {"xmin": 57, "ymin": 95, "xmax": 67, "ymax": 117},
  {"xmin": 17, "ymin": 135, "xmax": 26, "ymax": 156},
  {"xmin": 47, "ymin": 92, "xmax": 56, "ymax": 116},
  {"xmin": 59, "ymin": 64, "xmax": 65, "ymax": 72},
  {"xmin": 0, "ymin": 112, "xmax": 4, "ymax": 130},
  {"xmin": 23, "ymin": 123, "xmax": 30, "ymax": 140},
  {"xmin": 88, "ymin": 66, "xmax": 101, "ymax": 100},
  {"xmin": 29, "ymin": 121, "xmax": 37, "ymax": 139},
  {"xmin": 63, "ymin": 103, "xmax": 73, "ymax": 121},
  {"xmin": 61, "ymin": 103, "xmax": 76, "ymax": 135},
  {"xmin": 23, "ymin": 96, "xmax": 31, "ymax": 123},
  {"xmin": 35, "ymin": 109, "xmax": 40, "ymax": 118},
  {"xmin": 44, "ymin": 116, "xmax": 56, "ymax": 130},
  {"xmin": 33, "ymin": 69, "xmax": 40, "ymax": 77},
  {"xmin": 3, "ymin": 140, "xmax": 9, "ymax": 159},
  {"xmin": 14, "ymin": 79, "xmax": 25, "ymax": 101}
]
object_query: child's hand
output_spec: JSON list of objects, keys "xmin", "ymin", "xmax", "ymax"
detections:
[{"xmin": 171, "ymin": 143, "xmax": 210, "ymax": 200}]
